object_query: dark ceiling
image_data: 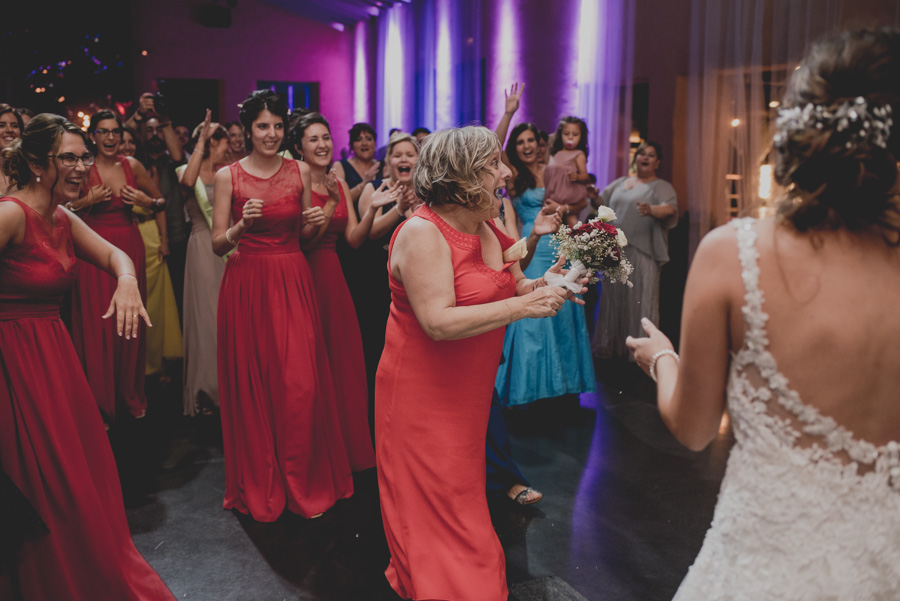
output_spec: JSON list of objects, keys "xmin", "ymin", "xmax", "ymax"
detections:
[{"xmin": 262, "ymin": 0, "xmax": 410, "ymax": 27}]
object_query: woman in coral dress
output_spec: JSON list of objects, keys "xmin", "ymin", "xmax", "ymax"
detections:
[
  {"xmin": 289, "ymin": 111, "xmax": 394, "ymax": 471},
  {"xmin": 0, "ymin": 114, "xmax": 173, "ymax": 600},
  {"xmin": 212, "ymin": 91, "xmax": 353, "ymax": 521},
  {"xmin": 69, "ymin": 110, "xmax": 162, "ymax": 424},
  {"xmin": 376, "ymin": 126, "xmax": 585, "ymax": 600}
]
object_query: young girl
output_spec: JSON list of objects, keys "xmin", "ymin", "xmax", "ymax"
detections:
[{"xmin": 544, "ymin": 116, "xmax": 590, "ymax": 227}]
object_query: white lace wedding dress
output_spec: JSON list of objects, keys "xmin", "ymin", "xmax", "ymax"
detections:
[{"xmin": 672, "ymin": 218, "xmax": 900, "ymax": 600}]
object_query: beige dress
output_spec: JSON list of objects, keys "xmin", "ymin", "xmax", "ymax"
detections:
[{"xmin": 182, "ymin": 183, "xmax": 225, "ymax": 415}]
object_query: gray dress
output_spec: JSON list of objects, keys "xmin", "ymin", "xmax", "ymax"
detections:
[
  {"xmin": 182, "ymin": 182, "xmax": 226, "ymax": 415},
  {"xmin": 592, "ymin": 177, "xmax": 677, "ymax": 359}
]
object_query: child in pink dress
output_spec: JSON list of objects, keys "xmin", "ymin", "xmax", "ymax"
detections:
[{"xmin": 544, "ymin": 116, "xmax": 590, "ymax": 227}]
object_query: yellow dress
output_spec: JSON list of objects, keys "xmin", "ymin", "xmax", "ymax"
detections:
[{"xmin": 134, "ymin": 207, "xmax": 183, "ymax": 375}]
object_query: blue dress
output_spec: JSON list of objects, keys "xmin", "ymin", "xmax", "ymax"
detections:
[{"xmin": 494, "ymin": 188, "xmax": 596, "ymax": 406}]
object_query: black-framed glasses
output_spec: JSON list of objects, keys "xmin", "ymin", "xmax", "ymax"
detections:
[
  {"xmin": 49, "ymin": 153, "xmax": 96, "ymax": 167},
  {"xmin": 93, "ymin": 127, "xmax": 122, "ymax": 137}
]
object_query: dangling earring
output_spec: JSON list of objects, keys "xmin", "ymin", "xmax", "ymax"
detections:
[{"xmin": 36, "ymin": 175, "xmax": 41, "ymax": 183}]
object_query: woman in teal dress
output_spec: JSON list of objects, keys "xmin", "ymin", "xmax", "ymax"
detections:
[{"xmin": 493, "ymin": 122, "xmax": 595, "ymax": 406}]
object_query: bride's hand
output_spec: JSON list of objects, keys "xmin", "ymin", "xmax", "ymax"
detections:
[{"xmin": 626, "ymin": 318, "xmax": 675, "ymax": 377}]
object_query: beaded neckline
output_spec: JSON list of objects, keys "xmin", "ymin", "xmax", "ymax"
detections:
[{"xmin": 417, "ymin": 205, "xmax": 515, "ymax": 289}]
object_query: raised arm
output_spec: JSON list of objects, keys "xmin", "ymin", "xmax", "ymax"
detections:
[
  {"xmin": 180, "ymin": 110, "xmax": 212, "ymax": 189},
  {"xmin": 494, "ymin": 83, "xmax": 524, "ymax": 148}
]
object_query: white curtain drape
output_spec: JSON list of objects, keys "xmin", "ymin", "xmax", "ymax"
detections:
[
  {"xmin": 577, "ymin": 0, "xmax": 636, "ymax": 187},
  {"xmin": 685, "ymin": 0, "xmax": 843, "ymax": 257}
]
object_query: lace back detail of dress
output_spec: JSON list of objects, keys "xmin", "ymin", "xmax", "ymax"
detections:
[{"xmin": 730, "ymin": 217, "xmax": 900, "ymax": 491}]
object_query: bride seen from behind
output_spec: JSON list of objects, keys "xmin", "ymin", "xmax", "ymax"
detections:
[{"xmin": 628, "ymin": 28, "xmax": 900, "ymax": 599}]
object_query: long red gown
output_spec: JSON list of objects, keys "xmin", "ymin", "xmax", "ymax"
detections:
[
  {"xmin": 217, "ymin": 159, "xmax": 354, "ymax": 521},
  {"xmin": 376, "ymin": 205, "xmax": 516, "ymax": 601},
  {"xmin": 308, "ymin": 187, "xmax": 376, "ymax": 472},
  {"xmin": 70, "ymin": 157, "xmax": 148, "ymax": 423},
  {"xmin": 0, "ymin": 198, "xmax": 174, "ymax": 601}
]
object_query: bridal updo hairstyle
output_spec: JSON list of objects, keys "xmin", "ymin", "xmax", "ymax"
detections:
[
  {"xmin": 238, "ymin": 90, "xmax": 288, "ymax": 152},
  {"xmin": 413, "ymin": 126, "xmax": 499, "ymax": 212},
  {"xmin": 775, "ymin": 28, "xmax": 900, "ymax": 239},
  {"xmin": 1, "ymin": 113, "xmax": 86, "ymax": 189}
]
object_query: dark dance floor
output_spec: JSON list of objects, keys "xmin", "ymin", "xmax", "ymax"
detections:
[{"xmin": 118, "ymin": 359, "xmax": 732, "ymax": 601}]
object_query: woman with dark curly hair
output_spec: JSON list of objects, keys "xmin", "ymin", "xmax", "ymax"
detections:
[
  {"xmin": 628, "ymin": 28, "xmax": 900, "ymax": 598},
  {"xmin": 211, "ymin": 90, "xmax": 353, "ymax": 521}
]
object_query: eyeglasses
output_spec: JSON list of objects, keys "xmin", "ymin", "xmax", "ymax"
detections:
[
  {"xmin": 93, "ymin": 128, "xmax": 122, "ymax": 137},
  {"xmin": 49, "ymin": 153, "xmax": 96, "ymax": 167}
]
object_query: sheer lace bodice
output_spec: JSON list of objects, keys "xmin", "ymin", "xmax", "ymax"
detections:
[{"xmin": 673, "ymin": 218, "xmax": 900, "ymax": 601}]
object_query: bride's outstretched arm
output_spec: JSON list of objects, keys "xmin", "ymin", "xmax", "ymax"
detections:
[{"xmin": 627, "ymin": 225, "xmax": 737, "ymax": 451}]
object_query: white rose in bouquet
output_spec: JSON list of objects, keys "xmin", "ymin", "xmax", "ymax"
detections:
[
  {"xmin": 595, "ymin": 206, "xmax": 616, "ymax": 222},
  {"xmin": 616, "ymin": 228, "xmax": 628, "ymax": 247}
]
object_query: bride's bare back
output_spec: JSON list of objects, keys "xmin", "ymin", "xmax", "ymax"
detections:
[{"xmin": 741, "ymin": 218, "xmax": 900, "ymax": 447}]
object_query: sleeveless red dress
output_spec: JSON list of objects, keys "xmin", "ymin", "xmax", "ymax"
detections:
[
  {"xmin": 376, "ymin": 205, "xmax": 517, "ymax": 601},
  {"xmin": 217, "ymin": 159, "xmax": 353, "ymax": 521},
  {"xmin": 70, "ymin": 157, "xmax": 148, "ymax": 423},
  {"xmin": 308, "ymin": 187, "xmax": 375, "ymax": 471},
  {"xmin": 0, "ymin": 198, "xmax": 174, "ymax": 601}
]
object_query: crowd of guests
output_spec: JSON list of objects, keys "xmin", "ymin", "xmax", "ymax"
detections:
[{"xmin": 4, "ymin": 24, "xmax": 898, "ymax": 601}]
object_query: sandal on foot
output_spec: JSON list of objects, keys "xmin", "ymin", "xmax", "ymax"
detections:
[{"xmin": 508, "ymin": 485, "xmax": 542, "ymax": 505}]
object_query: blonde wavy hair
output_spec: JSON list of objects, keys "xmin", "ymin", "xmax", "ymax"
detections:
[{"xmin": 413, "ymin": 126, "xmax": 500, "ymax": 211}]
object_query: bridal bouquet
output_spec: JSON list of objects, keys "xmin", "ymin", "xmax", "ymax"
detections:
[{"xmin": 546, "ymin": 206, "xmax": 633, "ymax": 293}]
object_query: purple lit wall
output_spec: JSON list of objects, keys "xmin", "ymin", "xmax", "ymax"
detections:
[
  {"xmin": 130, "ymin": 0, "xmax": 356, "ymax": 148},
  {"xmin": 360, "ymin": 0, "xmax": 631, "ymax": 184}
]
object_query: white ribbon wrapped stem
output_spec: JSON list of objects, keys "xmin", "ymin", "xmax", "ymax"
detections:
[{"xmin": 543, "ymin": 259, "xmax": 588, "ymax": 294}]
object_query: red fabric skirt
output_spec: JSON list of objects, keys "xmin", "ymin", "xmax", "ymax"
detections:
[
  {"xmin": 307, "ymin": 245, "xmax": 375, "ymax": 472},
  {"xmin": 69, "ymin": 219, "xmax": 147, "ymax": 422},
  {"xmin": 217, "ymin": 249, "xmax": 354, "ymax": 521},
  {"xmin": 0, "ymin": 314, "xmax": 174, "ymax": 601}
]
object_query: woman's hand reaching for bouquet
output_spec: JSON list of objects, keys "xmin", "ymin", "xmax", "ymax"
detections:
[
  {"xmin": 537, "ymin": 255, "xmax": 589, "ymax": 305},
  {"xmin": 532, "ymin": 206, "xmax": 562, "ymax": 236}
]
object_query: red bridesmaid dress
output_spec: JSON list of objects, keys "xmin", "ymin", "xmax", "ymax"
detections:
[
  {"xmin": 308, "ymin": 187, "xmax": 376, "ymax": 472},
  {"xmin": 217, "ymin": 159, "xmax": 354, "ymax": 521},
  {"xmin": 0, "ymin": 198, "xmax": 174, "ymax": 601},
  {"xmin": 376, "ymin": 205, "xmax": 516, "ymax": 601},
  {"xmin": 69, "ymin": 157, "xmax": 148, "ymax": 423}
]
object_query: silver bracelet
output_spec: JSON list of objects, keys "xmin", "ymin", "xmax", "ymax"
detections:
[
  {"xmin": 648, "ymin": 349, "xmax": 679, "ymax": 383},
  {"xmin": 394, "ymin": 204, "xmax": 405, "ymax": 218},
  {"xmin": 225, "ymin": 227, "xmax": 238, "ymax": 246}
]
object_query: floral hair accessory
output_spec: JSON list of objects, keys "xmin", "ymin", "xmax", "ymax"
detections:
[{"xmin": 773, "ymin": 96, "xmax": 893, "ymax": 151}]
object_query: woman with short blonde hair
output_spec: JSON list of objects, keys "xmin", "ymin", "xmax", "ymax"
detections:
[{"xmin": 376, "ymin": 125, "xmax": 586, "ymax": 601}]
